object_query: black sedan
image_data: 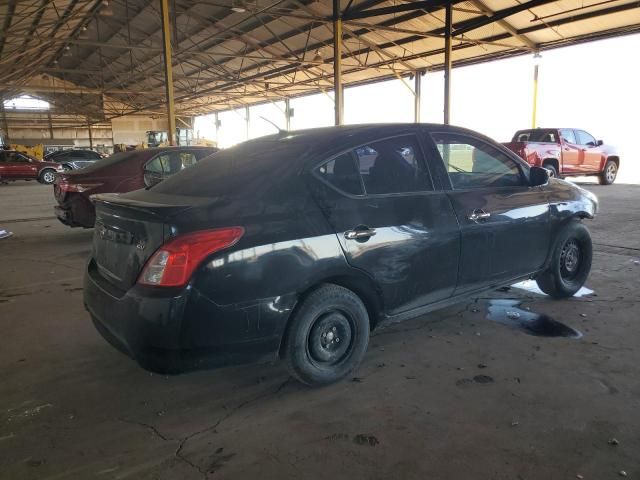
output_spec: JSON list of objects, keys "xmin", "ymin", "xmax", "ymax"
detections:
[{"xmin": 84, "ymin": 124, "xmax": 597, "ymax": 386}]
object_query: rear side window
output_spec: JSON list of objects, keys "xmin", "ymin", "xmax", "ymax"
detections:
[
  {"xmin": 354, "ymin": 136, "xmax": 432, "ymax": 194},
  {"xmin": 144, "ymin": 152, "xmax": 194, "ymax": 187},
  {"xmin": 432, "ymin": 132, "xmax": 525, "ymax": 189},
  {"xmin": 315, "ymin": 135, "xmax": 432, "ymax": 196},
  {"xmin": 83, "ymin": 151, "xmax": 101, "ymax": 159},
  {"xmin": 316, "ymin": 153, "xmax": 363, "ymax": 195}
]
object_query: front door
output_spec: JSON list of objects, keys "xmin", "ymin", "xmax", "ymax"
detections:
[
  {"xmin": 311, "ymin": 133, "xmax": 460, "ymax": 316},
  {"xmin": 575, "ymin": 130, "xmax": 604, "ymax": 173},
  {"xmin": 427, "ymin": 131, "xmax": 551, "ymax": 295},
  {"xmin": 2, "ymin": 152, "xmax": 38, "ymax": 179}
]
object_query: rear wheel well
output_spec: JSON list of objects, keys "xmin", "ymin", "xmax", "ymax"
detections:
[
  {"xmin": 542, "ymin": 158, "xmax": 559, "ymax": 171},
  {"xmin": 278, "ymin": 275, "xmax": 384, "ymax": 359}
]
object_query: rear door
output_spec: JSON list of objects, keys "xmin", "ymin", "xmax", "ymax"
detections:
[
  {"xmin": 312, "ymin": 133, "xmax": 460, "ymax": 316},
  {"xmin": 427, "ymin": 131, "xmax": 550, "ymax": 294}
]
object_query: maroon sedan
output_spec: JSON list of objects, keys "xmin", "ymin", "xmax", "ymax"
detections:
[
  {"xmin": 0, "ymin": 150, "xmax": 64, "ymax": 184},
  {"xmin": 54, "ymin": 146, "xmax": 217, "ymax": 228}
]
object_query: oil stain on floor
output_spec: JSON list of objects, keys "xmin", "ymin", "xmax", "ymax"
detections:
[{"xmin": 486, "ymin": 299, "xmax": 582, "ymax": 338}]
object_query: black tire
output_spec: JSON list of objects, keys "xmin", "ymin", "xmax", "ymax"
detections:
[
  {"xmin": 536, "ymin": 221, "xmax": 592, "ymax": 298},
  {"xmin": 283, "ymin": 284, "xmax": 370, "ymax": 386},
  {"xmin": 39, "ymin": 169, "xmax": 56, "ymax": 184},
  {"xmin": 543, "ymin": 162, "xmax": 558, "ymax": 179},
  {"xmin": 598, "ymin": 159, "xmax": 617, "ymax": 185}
]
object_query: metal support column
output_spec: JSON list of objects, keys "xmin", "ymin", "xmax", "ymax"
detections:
[
  {"xmin": 414, "ymin": 72, "xmax": 422, "ymax": 123},
  {"xmin": 160, "ymin": 0, "xmax": 176, "ymax": 145},
  {"xmin": 443, "ymin": 3, "xmax": 453, "ymax": 125},
  {"xmin": 47, "ymin": 113, "xmax": 54, "ymax": 139},
  {"xmin": 214, "ymin": 112, "xmax": 220, "ymax": 144},
  {"xmin": 0, "ymin": 97, "xmax": 9, "ymax": 144},
  {"xmin": 531, "ymin": 52, "xmax": 541, "ymax": 128},
  {"xmin": 284, "ymin": 98, "xmax": 292, "ymax": 130},
  {"xmin": 333, "ymin": 0, "xmax": 343, "ymax": 126},
  {"xmin": 245, "ymin": 106, "xmax": 250, "ymax": 140},
  {"xmin": 87, "ymin": 117, "xmax": 93, "ymax": 149}
]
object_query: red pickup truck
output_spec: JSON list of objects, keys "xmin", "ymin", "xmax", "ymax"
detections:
[{"xmin": 503, "ymin": 128, "xmax": 620, "ymax": 185}]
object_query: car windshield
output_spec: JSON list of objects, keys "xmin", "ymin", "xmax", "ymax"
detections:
[
  {"xmin": 152, "ymin": 139, "xmax": 312, "ymax": 198},
  {"xmin": 512, "ymin": 129, "xmax": 558, "ymax": 143}
]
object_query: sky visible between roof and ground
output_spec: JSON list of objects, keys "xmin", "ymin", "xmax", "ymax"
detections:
[{"xmin": 195, "ymin": 33, "xmax": 640, "ymax": 184}]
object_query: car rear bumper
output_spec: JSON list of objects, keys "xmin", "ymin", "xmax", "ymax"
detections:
[
  {"xmin": 84, "ymin": 259, "xmax": 287, "ymax": 373},
  {"xmin": 54, "ymin": 196, "xmax": 95, "ymax": 228}
]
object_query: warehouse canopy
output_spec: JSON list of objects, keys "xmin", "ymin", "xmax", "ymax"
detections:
[{"xmin": 1, "ymin": 0, "xmax": 639, "ymax": 118}]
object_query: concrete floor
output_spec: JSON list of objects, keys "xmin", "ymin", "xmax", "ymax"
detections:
[{"xmin": 1, "ymin": 180, "xmax": 639, "ymax": 480}]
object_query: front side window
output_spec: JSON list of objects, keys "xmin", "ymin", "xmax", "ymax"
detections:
[
  {"xmin": 353, "ymin": 136, "xmax": 432, "ymax": 194},
  {"xmin": 559, "ymin": 129, "xmax": 577, "ymax": 144},
  {"xmin": 575, "ymin": 130, "xmax": 596, "ymax": 146},
  {"xmin": 431, "ymin": 132, "xmax": 525, "ymax": 189},
  {"xmin": 6, "ymin": 152, "xmax": 30, "ymax": 163}
]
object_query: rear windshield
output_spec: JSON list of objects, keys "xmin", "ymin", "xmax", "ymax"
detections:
[
  {"xmin": 152, "ymin": 139, "xmax": 312, "ymax": 198},
  {"xmin": 73, "ymin": 150, "xmax": 141, "ymax": 173},
  {"xmin": 512, "ymin": 129, "xmax": 558, "ymax": 143}
]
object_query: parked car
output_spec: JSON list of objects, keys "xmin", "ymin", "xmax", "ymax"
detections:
[
  {"xmin": 45, "ymin": 149, "xmax": 103, "ymax": 170},
  {"xmin": 54, "ymin": 146, "xmax": 217, "ymax": 228},
  {"xmin": 0, "ymin": 150, "xmax": 64, "ymax": 184},
  {"xmin": 84, "ymin": 124, "xmax": 597, "ymax": 386},
  {"xmin": 503, "ymin": 128, "xmax": 620, "ymax": 184}
]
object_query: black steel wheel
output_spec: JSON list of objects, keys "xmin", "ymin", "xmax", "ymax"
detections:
[
  {"xmin": 283, "ymin": 284, "xmax": 370, "ymax": 386},
  {"xmin": 536, "ymin": 221, "xmax": 592, "ymax": 298}
]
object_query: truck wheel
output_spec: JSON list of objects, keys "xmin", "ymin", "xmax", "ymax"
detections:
[
  {"xmin": 39, "ymin": 169, "xmax": 56, "ymax": 184},
  {"xmin": 598, "ymin": 160, "xmax": 617, "ymax": 185},
  {"xmin": 536, "ymin": 221, "xmax": 592, "ymax": 298},
  {"xmin": 542, "ymin": 163, "xmax": 558, "ymax": 178},
  {"xmin": 283, "ymin": 284, "xmax": 370, "ymax": 386}
]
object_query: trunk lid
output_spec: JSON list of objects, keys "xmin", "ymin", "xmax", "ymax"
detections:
[{"xmin": 91, "ymin": 193, "xmax": 203, "ymax": 291}]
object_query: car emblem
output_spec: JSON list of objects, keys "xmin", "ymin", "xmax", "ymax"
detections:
[{"xmin": 136, "ymin": 241, "xmax": 146, "ymax": 250}]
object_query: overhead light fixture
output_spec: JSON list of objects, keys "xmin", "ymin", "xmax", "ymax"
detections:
[
  {"xmin": 100, "ymin": 0, "xmax": 113, "ymax": 16},
  {"xmin": 533, "ymin": 51, "xmax": 542, "ymax": 65},
  {"xmin": 313, "ymin": 49, "xmax": 323, "ymax": 62},
  {"xmin": 231, "ymin": 0, "xmax": 246, "ymax": 12},
  {"xmin": 79, "ymin": 25, "xmax": 89, "ymax": 39}
]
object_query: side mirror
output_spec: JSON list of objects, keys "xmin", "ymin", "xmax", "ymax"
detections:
[
  {"xmin": 530, "ymin": 166, "xmax": 549, "ymax": 187},
  {"xmin": 597, "ymin": 139, "xmax": 604, "ymax": 146}
]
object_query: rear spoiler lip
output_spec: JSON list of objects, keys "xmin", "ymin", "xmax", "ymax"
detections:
[{"xmin": 90, "ymin": 192, "xmax": 219, "ymax": 221}]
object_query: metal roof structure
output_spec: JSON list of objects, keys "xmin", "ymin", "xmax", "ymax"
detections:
[{"xmin": 1, "ymin": 0, "xmax": 639, "ymax": 121}]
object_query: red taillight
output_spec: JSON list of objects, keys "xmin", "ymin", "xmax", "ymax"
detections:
[
  {"xmin": 58, "ymin": 182, "xmax": 103, "ymax": 193},
  {"xmin": 137, "ymin": 227, "xmax": 244, "ymax": 287}
]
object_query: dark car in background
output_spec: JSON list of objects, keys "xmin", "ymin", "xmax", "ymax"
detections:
[
  {"xmin": 45, "ymin": 149, "xmax": 103, "ymax": 170},
  {"xmin": 84, "ymin": 124, "xmax": 598, "ymax": 386},
  {"xmin": 54, "ymin": 146, "xmax": 217, "ymax": 228},
  {"xmin": 0, "ymin": 150, "xmax": 64, "ymax": 184}
]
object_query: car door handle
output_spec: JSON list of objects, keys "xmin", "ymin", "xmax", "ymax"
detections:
[
  {"xmin": 468, "ymin": 209, "xmax": 491, "ymax": 222},
  {"xmin": 344, "ymin": 228, "xmax": 377, "ymax": 240}
]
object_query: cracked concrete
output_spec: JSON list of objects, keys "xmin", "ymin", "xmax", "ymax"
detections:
[{"xmin": 1, "ymin": 181, "xmax": 639, "ymax": 479}]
